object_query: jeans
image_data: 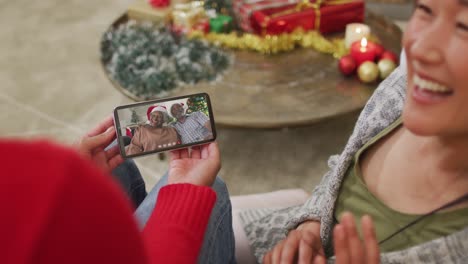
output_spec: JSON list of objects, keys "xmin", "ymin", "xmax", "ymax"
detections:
[
  {"xmin": 108, "ymin": 137, "xmax": 147, "ymax": 208},
  {"xmin": 111, "ymin": 159, "xmax": 147, "ymax": 208},
  {"xmin": 135, "ymin": 174, "xmax": 237, "ymax": 264}
]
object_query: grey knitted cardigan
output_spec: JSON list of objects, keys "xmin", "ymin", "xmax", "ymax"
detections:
[{"xmin": 239, "ymin": 67, "xmax": 468, "ymax": 263}]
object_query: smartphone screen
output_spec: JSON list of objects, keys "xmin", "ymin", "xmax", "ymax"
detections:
[{"xmin": 114, "ymin": 93, "xmax": 216, "ymax": 159}]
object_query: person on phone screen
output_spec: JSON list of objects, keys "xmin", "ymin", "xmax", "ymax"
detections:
[
  {"xmin": 126, "ymin": 105, "xmax": 179, "ymax": 155},
  {"xmin": 169, "ymin": 103, "xmax": 212, "ymax": 144}
]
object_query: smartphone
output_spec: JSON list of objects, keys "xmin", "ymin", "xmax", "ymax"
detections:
[{"xmin": 114, "ymin": 93, "xmax": 216, "ymax": 159}]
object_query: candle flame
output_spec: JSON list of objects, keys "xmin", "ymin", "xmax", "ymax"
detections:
[{"xmin": 361, "ymin": 38, "xmax": 368, "ymax": 47}]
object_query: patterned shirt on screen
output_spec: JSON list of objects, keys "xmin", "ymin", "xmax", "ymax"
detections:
[{"xmin": 171, "ymin": 112, "xmax": 212, "ymax": 144}]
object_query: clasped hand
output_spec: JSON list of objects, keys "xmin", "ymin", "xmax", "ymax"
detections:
[{"xmin": 264, "ymin": 212, "xmax": 380, "ymax": 264}]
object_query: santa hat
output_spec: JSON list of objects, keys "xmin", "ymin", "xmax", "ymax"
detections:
[
  {"xmin": 147, "ymin": 105, "xmax": 168, "ymax": 120},
  {"xmin": 125, "ymin": 127, "xmax": 133, "ymax": 137}
]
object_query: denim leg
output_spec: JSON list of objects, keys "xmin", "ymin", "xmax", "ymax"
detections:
[
  {"xmin": 111, "ymin": 159, "xmax": 147, "ymax": 208},
  {"xmin": 135, "ymin": 175, "xmax": 236, "ymax": 263},
  {"xmin": 197, "ymin": 177, "xmax": 236, "ymax": 264},
  {"xmin": 134, "ymin": 173, "xmax": 168, "ymax": 228}
]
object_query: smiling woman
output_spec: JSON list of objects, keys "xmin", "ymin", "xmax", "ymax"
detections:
[
  {"xmin": 125, "ymin": 105, "xmax": 179, "ymax": 155},
  {"xmin": 402, "ymin": 0, "xmax": 468, "ymax": 137},
  {"xmin": 237, "ymin": 1, "xmax": 468, "ymax": 263}
]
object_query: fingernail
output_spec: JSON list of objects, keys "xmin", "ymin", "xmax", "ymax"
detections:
[{"xmin": 106, "ymin": 127, "xmax": 114, "ymax": 133}]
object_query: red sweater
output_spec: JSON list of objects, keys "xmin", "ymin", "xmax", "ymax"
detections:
[{"xmin": 0, "ymin": 140, "xmax": 216, "ymax": 264}]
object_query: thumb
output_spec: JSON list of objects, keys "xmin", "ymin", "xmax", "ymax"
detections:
[
  {"xmin": 313, "ymin": 255, "xmax": 326, "ymax": 264},
  {"xmin": 82, "ymin": 127, "xmax": 116, "ymax": 150}
]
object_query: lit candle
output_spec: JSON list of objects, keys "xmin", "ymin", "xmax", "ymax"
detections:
[
  {"xmin": 345, "ymin": 23, "xmax": 371, "ymax": 48},
  {"xmin": 350, "ymin": 38, "xmax": 377, "ymax": 67}
]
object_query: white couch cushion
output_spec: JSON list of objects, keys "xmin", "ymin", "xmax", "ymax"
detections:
[{"xmin": 231, "ymin": 189, "xmax": 309, "ymax": 263}]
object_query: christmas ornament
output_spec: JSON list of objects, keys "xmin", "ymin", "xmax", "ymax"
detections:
[
  {"xmin": 368, "ymin": 42, "xmax": 385, "ymax": 60},
  {"xmin": 380, "ymin": 50, "xmax": 398, "ymax": 64},
  {"xmin": 172, "ymin": 1, "xmax": 206, "ymax": 31},
  {"xmin": 338, "ymin": 55, "xmax": 357, "ymax": 76},
  {"xmin": 193, "ymin": 19, "xmax": 211, "ymax": 33},
  {"xmin": 357, "ymin": 61, "xmax": 379, "ymax": 83},
  {"xmin": 209, "ymin": 15, "xmax": 233, "ymax": 33},
  {"xmin": 378, "ymin": 59, "xmax": 397, "ymax": 79},
  {"xmin": 204, "ymin": 0, "xmax": 234, "ymax": 18},
  {"xmin": 350, "ymin": 38, "xmax": 376, "ymax": 66},
  {"xmin": 187, "ymin": 95, "xmax": 209, "ymax": 116}
]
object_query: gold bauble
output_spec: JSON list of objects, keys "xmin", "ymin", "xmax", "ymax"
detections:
[
  {"xmin": 378, "ymin": 59, "xmax": 397, "ymax": 79},
  {"xmin": 357, "ymin": 61, "xmax": 379, "ymax": 83}
]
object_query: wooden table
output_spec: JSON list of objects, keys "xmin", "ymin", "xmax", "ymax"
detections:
[{"xmin": 104, "ymin": 12, "xmax": 402, "ymax": 128}]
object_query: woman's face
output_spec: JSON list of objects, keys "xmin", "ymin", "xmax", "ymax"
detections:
[
  {"xmin": 402, "ymin": 0, "xmax": 468, "ymax": 138},
  {"xmin": 150, "ymin": 111, "xmax": 164, "ymax": 127}
]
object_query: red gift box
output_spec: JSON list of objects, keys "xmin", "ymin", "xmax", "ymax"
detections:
[
  {"xmin": 250, "ymin": 0, "xmax": 365, "ymax": 35},
  {"xmin": 193, "ymin": 19, "xmax": 211, "ymax": 33},
  {"xmin": 233, "ymin": 0, "xmax": 299, "ymax": 32}
]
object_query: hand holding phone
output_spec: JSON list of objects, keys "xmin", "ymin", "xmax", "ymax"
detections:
[
  {"xmin": 168, "ymin": 142, "xmax": 221, "ymax": 186},
  {"xmin": 74, "ymin": 116, "xmax": 124, "ymax": 172},
  {"xmin": 114, "ymin": 93, "xmax": 217, "ymax": 159}
]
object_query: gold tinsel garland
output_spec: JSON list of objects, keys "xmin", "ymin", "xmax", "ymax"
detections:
[{"xmin": 188, "ymin": 28, "xmax": 348, "ymax": 57}]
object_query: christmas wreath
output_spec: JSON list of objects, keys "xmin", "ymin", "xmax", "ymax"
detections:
[{"xmin": 101, "ymin": 21, "xmax": 231, "ymax": 99}]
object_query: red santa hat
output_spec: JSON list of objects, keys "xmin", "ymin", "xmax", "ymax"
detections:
[
  {"xmin": 125, "ymin": 127, "xmax": 133, "ymax": 137},
  {"xmin": 147, "ymin": 105, "xmax": 168, "ymax": 120}
]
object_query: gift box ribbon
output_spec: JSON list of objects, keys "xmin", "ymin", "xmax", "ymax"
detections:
[{"xmin": 261, "ymin": 0, "xmax": 358, "ymax": 32}]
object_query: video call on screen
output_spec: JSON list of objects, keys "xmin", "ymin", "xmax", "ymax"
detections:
[{"xmin": 116, "ymin": 94, "xmax": 214, "ymax": 157}]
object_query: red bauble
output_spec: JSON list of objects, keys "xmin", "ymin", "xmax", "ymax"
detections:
[
  {"xmin": 338, "ymin": 55, "xmax": 357, "ymax": 76},
  {"xmin": 368, "ymin": 42, "xmax": 385, "ymax": 60},
  {"xmin": 380, "ymin": 51, "xmax": 398, "ymax": 64}
]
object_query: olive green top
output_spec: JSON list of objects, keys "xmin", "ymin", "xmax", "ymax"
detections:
[{"xmin": 334, "ymin": 118, "xmax": 468, "ymax": 253}]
